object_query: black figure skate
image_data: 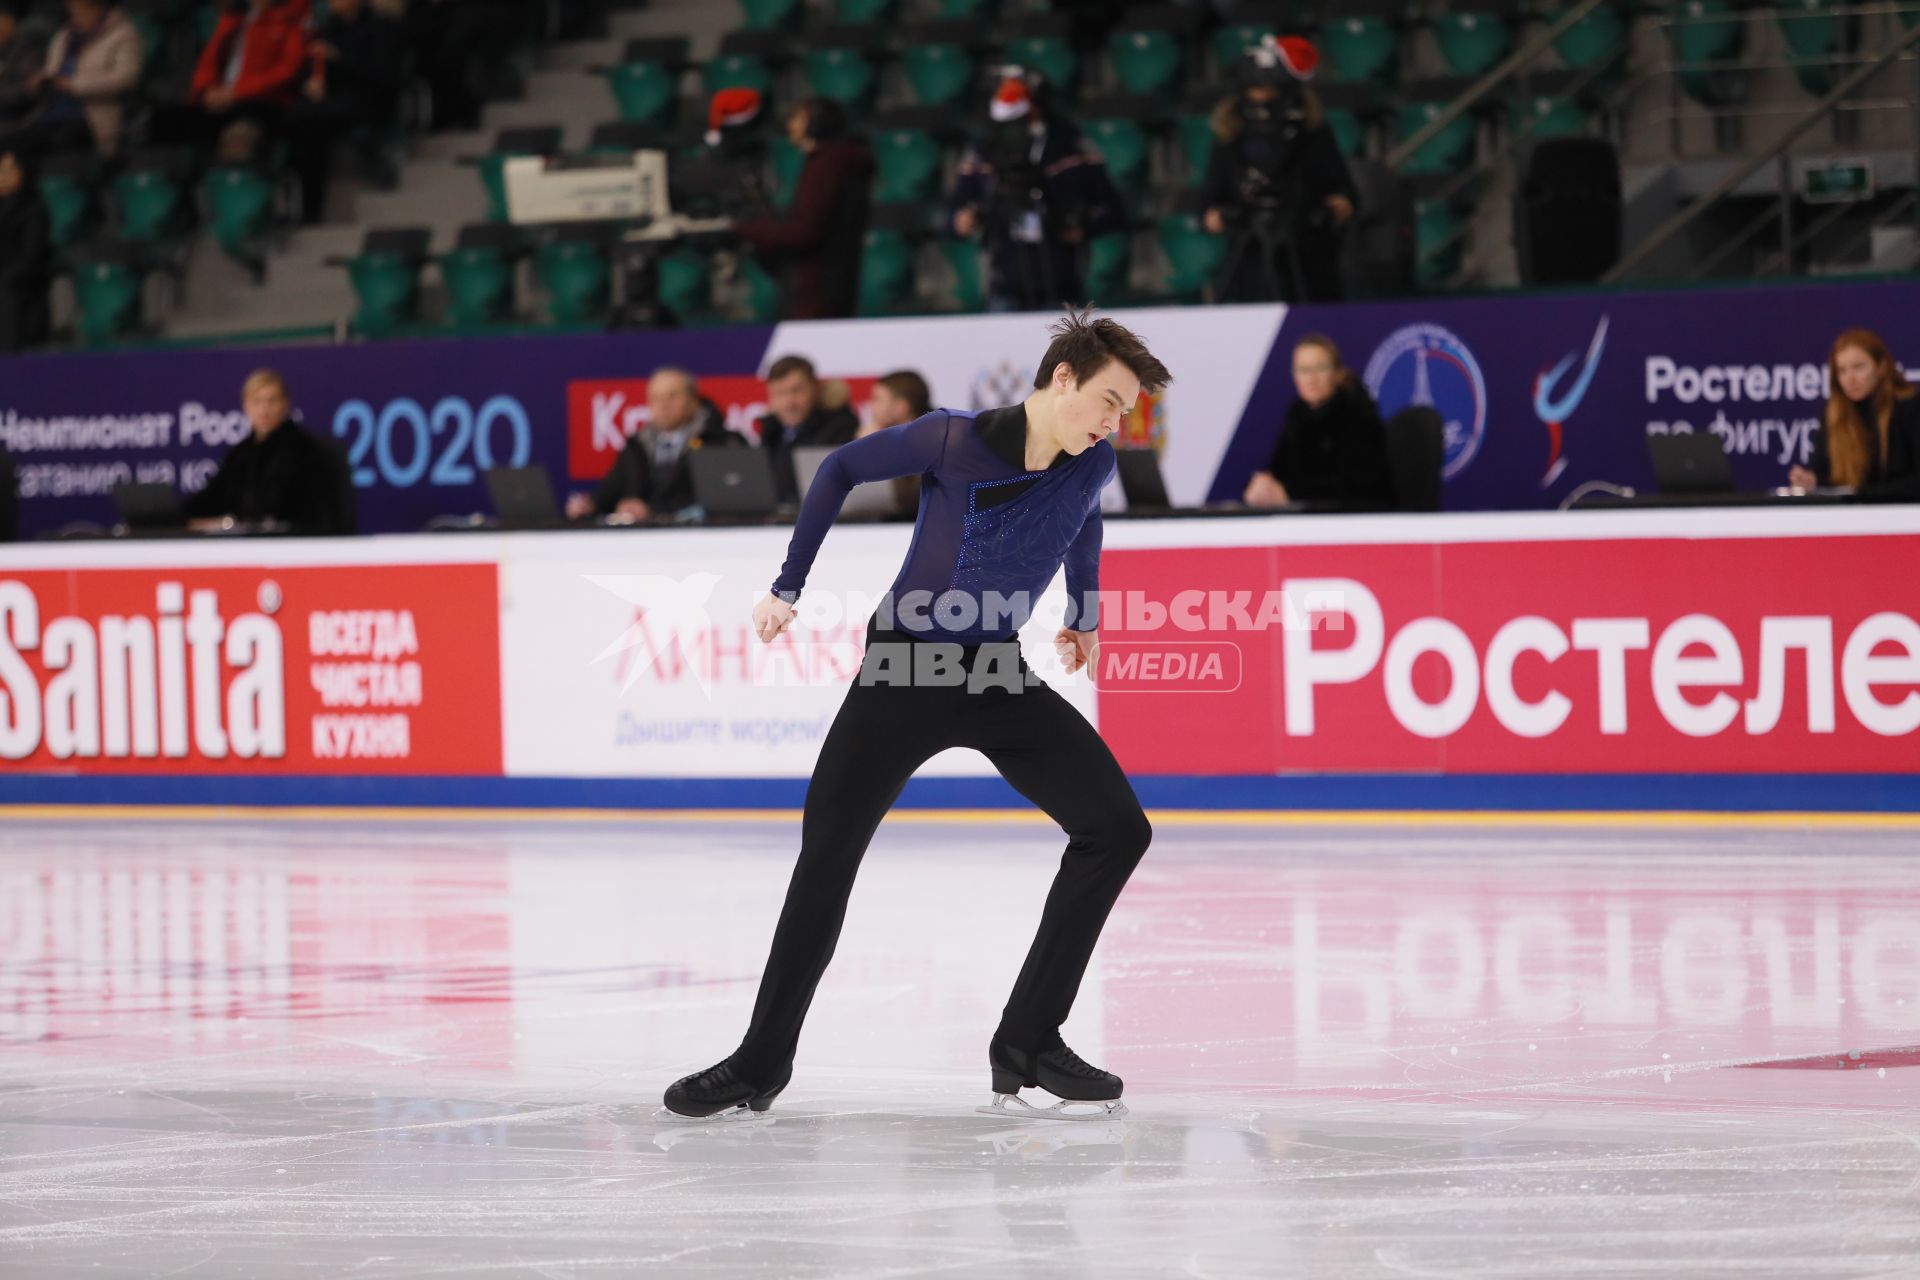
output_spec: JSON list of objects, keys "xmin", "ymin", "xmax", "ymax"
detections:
[
  {"xmin": 979, "ymin": 1032, "xmax": 1129, "ymax": 1121},
  {"xmin": 661, "ymin": 1057, "xmax": 791, "ymax": 1120}
]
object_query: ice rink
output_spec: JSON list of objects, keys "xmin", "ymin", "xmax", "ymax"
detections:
[{"xmin": 2, "ymin": 809, "xmax": 1916, "ymax": 1278}]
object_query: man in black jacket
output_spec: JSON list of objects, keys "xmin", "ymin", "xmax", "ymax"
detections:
[
  {"xmin": 284, "ymin": 0, "xmax": 406, "ymax": 221},
  {"xmin": 185, "ymin": 369, "xmax": 355, "ymax": 534},
  {"xmin": 756, "ymin": 354, "xmax": 857, "ymax": 504},
  {"xmin": 566, "ymin": 368, "xmax": 740, "ymax": 520},
  {"xmin": 945, "ymin": 69, "xmax": 1125, "ymax": 312}
]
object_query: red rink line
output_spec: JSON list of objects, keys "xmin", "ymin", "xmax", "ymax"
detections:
[{"xmin": 1736, "ymin": 1045, "xmax": 1920, "ymax": 1070}]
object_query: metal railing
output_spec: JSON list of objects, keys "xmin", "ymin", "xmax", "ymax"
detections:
[
  {"xmin": 1603, "ymin": 20, "xmax": 1920, "ymax": 282},
  {"xmin": 1383, "ymin": 0, "xmax": 1613, "ymax": 171}
]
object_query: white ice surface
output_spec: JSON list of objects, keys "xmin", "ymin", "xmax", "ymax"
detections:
[{"xmin": 1, "ymin": 816, "xmax": 1916, "ymax": 1278}]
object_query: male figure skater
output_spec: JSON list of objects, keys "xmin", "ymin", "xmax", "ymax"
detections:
[{"xmin": 664, "ymin": 309, "xmax": 1171, "ymax": 1121}]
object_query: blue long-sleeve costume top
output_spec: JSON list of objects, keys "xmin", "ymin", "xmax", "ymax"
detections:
[{"xmin": 771, "ymin": 404, "xmax": 1113, "ymax": 643}]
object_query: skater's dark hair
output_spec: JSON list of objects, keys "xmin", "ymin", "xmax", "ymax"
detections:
[
  {"xmin": 766, "ymin": 355, "xmax": 817, "ymax": 384},
  {"xmin": 1033, "ymin": 306, "xmax": 1171, "ymax": 395},
  {"xmin": 876, "ymin": 370, "xmax": 931, "ymax": 418}
]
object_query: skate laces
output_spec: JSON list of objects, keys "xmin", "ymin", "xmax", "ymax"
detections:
[{"xmin": 1042, "ymin": 1040, "xmax": 1105, "ymax": 1079}]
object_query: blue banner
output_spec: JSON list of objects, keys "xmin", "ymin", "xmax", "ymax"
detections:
[
  {"xmin": 0, "ymin": 328, "xmax": 775, "ymax": 540},
  {"xmin": 1208, "ymin": 278, "xmax": 1920, "ymax": 509}
]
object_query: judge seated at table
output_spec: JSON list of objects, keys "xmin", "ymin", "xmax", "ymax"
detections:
[
  {"xmin": 1789, "ymin": 328, "xmax": 1920, "ymax": 504},
  {"xmin": 185, "ymin": 369, "xmax": 354, "ymax": 534},
  {"xmin": 566, "ymin": 367, "xmax": 740, "ymax": 521},
  {"xmin": 1243, "ymin": 334, "xmax": 1395, "ymax": 510}
]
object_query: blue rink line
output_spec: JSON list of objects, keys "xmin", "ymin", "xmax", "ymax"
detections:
[{"xmin": 1, "ymin": 773, "xmax": 1917, "ymax": 813}]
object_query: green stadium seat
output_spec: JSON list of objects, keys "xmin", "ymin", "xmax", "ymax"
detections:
[
  {"xmin": 37, "ymin": 160, "xmax": 96, "ymax": 250},
  {"xmin": 766, "ymin": 136, "xmax": 806, "ymax": 207},
  {"xmin": 1002, "ymin": 18, "xmax": 1079, "ymax": 97},
  {"xmin": 1081, "ymin": 116, "xmax": 1150, "ymax": 196},
  {"xmin": 1510, "ymin": 93, "xmax": 1591, "ymax": 139},
  {"xmin": 937, "ymin": 0, "xmax": 997, "ymax": 16},
  {"xmin": 1322, "ymin": 11, "xmax": 1400, "ymax": 86},
  {"xmin": 347, "ymin": 251, "xmax": 419, "ymax": 332},
  {"xmin": 1777, "ymin": 0, "xmax": 1858, "ymax": 96},
  {"xmin": 1433, "ymin": 10, "xmax": 1512, "ymax": 78},
  {"xmin": 1107, "ymin": 9, "xmax": 1191, "ymax": 98},
  {"xmin": 605, "ymin": 61, "xmax": 677, "ymax": 128},
  {"xmin": 537, "ymin": 235, "xmax": 611, "ymax": 325},
  {"xmin": 703, "ymin": 53, "xmax": 771, "ymax": 98},
  {"xmin": 804, "ymin": 45, "xmax": 879, "ymax": 111},
  {"xmin": 203, "ymin": 166, "xmax": 276, "ymax": 272},
  {"xmin": 900, "ymin": 28, "xmax": 977, "ymax": 108},
  {"xmin": 440, "ymin": 225, "xmax": 519, "ymax": 327},
  {"xmin": 1084, "ymin": 230, "xmax": 1131, "ymax": 304},
  {"xmin": 111, "ymin": 162, "xmax": 188, "ymax": 243},
  {"xmin": 832, "ymin": 0, "xmax": 896, "ymax": 20},
  {"xmin": 1550, "ymin": 3, "xmax": 1627, "ymax": 72},
  {"xmin": 740, "ymin": 0, "xmax": 802, "ymax": 30},
  {"xmin": 1175, "ymin": 111, "xmax": 1215, "ymax": 188},
  {"xmin": 1414, "ymin": 198, "xmax": 1462, "ymax": 286},
  {"xmin": 71, "ymin": 246, "xmax": 144, "ymax": 344},
  {"xmin": 857, "ymin": 226, "xmax": 914, "ymax": 316},
  {"xmin": 657, "ymin": 249, "xmax": 709, "ymax": 320},
  {"xmin": 1396, "ymin": 98, "xmax": 1477, "ymax": 175},
  {"xmin": 1667, "ymin": 0, "xmax": 1746, "ymax": 107},
  {"xmin": 1157, "ymin": 212, "xmax": 1224, "ymax": 298},
  {"xmin": 739, "ymin": 255, "xmax": 783, "ymax": 323},
  {"xmin": 872, "ymin": 127, "xmax": 944, "ymax": 206},
  {"xmin": 339, "ymin": 227, "xmax": 429, "ymax": 334},
  {"xmin": 1212, "ymin": 20, "xmax": 1278, "ymax": 75},
  {"xmin": 1326, "ymin": 107, "xmax": 1367, "ymax": 157},
  {"xmin": 940, "ymin": 237, "xmax": 985, "ymax": 311}
]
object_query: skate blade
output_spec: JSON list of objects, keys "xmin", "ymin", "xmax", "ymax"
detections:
[
  {"xmin": 651, "ymin": 1103, "xmax": 777, "ymax": 1125},
  {"xmin": 975, "ymin": 1092, "xmax": 1129, "ymax": 1122}
]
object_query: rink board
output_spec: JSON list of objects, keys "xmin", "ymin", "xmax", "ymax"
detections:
[{"xmin": 2, "ymin": 507, "xmax": 1918, "ymax": 811}]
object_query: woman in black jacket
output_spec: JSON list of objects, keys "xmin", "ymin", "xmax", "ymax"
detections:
[
  {"xmin": 0, "ymin": 144, "xmax": 52, "ymax": 352},
  {"xmin": 1244, "ymin": 334, "xmax": 1396, "ymax": 510},
  {"xmin": 1789, "ymin": 328, "xmax": 1920, "ymax": 504}
]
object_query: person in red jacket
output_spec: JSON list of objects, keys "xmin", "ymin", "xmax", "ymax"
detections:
[
  {"xmin": 735, "ymin": 97, "xmax": 875, "ymax": 321},
  {"xmin": 153, "ymin": 0, "xmax": 308, "ymax": 156}
]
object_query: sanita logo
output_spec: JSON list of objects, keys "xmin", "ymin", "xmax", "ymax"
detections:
[
  {"xmin": 1531, "ymin": 316, "xmax": 1610, "ymax": 488},
  {"xmin": 1363, "ymin": 323, "xmax": 1486, "ymax": 481},
  {"xmin": 0, "ymin": 580, "xmax": 286, "ymax": 761}
]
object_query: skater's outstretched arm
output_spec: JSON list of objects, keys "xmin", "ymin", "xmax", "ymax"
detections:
[{"xmin": 769, "ymin": 410, "xmax": 950, "ymax": 601}]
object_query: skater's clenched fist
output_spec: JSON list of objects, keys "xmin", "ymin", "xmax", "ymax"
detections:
[
  {"xmin": 1055, "ymin": 627, "xmax": 1096, "ymax": 676},
  {"xmin": 753, "ymin": 592, "xmax": 796, "ymax": 643}
]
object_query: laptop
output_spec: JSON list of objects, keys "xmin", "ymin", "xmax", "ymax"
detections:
[
  {"xmin": 1647, "ymin": 432, "xmax": 1734, "ymax": 494},
  {"xmin": 483, "ymin": 465, "xmax": 564, "ymax": 527},
  {"xmin": 112, "ymin": 482, "xmax": 185, "ymax": 530},
  {"xmin": 689, "ymin": 449, "xmax": 779, "ymax": 518},
  {"xmin": 793, "ymin": 444, "xmax": 903, "ymax": 520},
  {"xmin": 1114, "ymin": 447, "xmax": 1173, "ymax": 511}
]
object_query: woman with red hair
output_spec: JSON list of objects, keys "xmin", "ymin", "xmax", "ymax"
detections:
[{"xmin": 1790, "ymin": 329, "xmax": 1920, "ymax": 503}]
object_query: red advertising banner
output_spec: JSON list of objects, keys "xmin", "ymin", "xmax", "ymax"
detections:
[
  {"xmin": 1095, "ymin": 534, "xmax": 1920, "ymax": 774},
  {"xmin": 0, "ymin": 563, "xmax": 501, "ymax": 775}
]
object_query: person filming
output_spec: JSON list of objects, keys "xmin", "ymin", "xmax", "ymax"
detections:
[{"xmin": 1201, "ymin": 35, "xmax": 1357, "ymax": 304}]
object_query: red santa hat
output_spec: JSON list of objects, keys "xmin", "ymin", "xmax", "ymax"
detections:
[
  {"xmin": 989, "ymin": 75, "xmax": 1033, "ymax": 123},
  {"xmin": 1271, "ymin": 34, "xmax": 1319, "ymax": 81},
  {"xmin": 705, "ymin": 87, "xmax": 763, "ymax": 143}
]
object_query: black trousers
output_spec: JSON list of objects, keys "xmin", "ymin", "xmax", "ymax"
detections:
[{"xmin": 733, "ymin": 625, "xmax": 1152, "ymax": 1075}]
